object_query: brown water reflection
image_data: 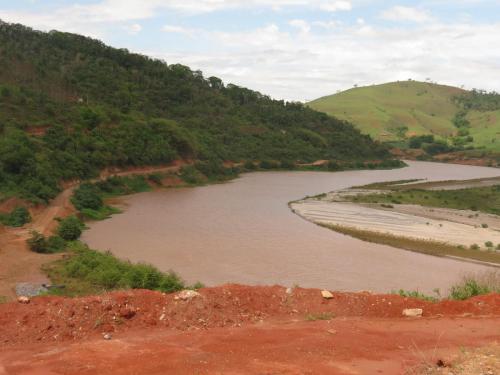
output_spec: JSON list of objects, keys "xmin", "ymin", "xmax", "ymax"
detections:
[{"xmin": 82, "ymin": 161, "xmax": 500, "ymax": 293}]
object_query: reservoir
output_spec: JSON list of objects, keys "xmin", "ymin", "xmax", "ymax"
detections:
[{"xmin": 83, "ymin": 161, "xmax": 500, "ymax": 293}]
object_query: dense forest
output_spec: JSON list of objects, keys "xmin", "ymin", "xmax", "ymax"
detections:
[{"xmin": 0, "ymin": 21, "xmax": 390, "ymax": 203}]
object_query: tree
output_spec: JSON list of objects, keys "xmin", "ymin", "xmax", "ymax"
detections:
[{"xmin": 57, "ymin": 216, "xmax": 83, "ymax": 241}]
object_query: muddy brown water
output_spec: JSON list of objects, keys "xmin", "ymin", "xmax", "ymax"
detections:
[{"xmin": 82, "ymin": 161, "xmax": 500, "ymax": 293}]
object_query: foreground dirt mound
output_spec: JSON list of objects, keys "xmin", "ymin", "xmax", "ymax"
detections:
[
  {"xmin": 1, "ymin": 286, "xmax": 499, "ymax": 374},
  {"xmin": 1, "ymin": 285, "xmax": 499, "ymax": 346}
]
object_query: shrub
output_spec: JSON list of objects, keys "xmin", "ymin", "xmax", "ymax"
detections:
[
  {"xmin": 56, "ymin": 243, "xmax": 185, "ymax": 293},
  {"xmin": 148, "ymin": 173, "xmax": 163, "ymax": 186},
  {"xmin": 46, "ymin": 235, "xmax": 67, "ymax": 253},
  {"xmin": 57, "ymin": 216, "xmax": 84, "ymax": 241},
  {"xmin": 243, "ymin": 160, "xmax": 257, "ymax": 170},
  {"xmin": 481, "ymin": 223, "xmax": 489, "ymax": 228},
  {"xmin": 27, "ymin": 231, "xmax": 48, "ymax": 253},
  {"xmin": 485, "ymin": 241, "xmax": 494, "ymax": 248},
  {"xmin": 259, "ymin": 160, "xmax": 279, "ymax": 169},
  {"xmin": 449, "ymin": 272, "xmax": 499, "ymax": 300},
  {"xmin": 0, "ymin": 206, "xmax": 31, "ymax": 227},
  {"xmin": 72, "ymin": 183, "xmax": 103, "ymax": 210},
  {"xmin": 470, "ymin": 243, "xmax": 480, "ymax": 250},
  {"xmin": 179, "ymin": 165, "xmax": 204, "ymax": 184}
]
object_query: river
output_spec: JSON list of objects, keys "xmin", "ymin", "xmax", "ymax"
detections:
[{"xmin": 82, "ymin": 161, "xmax": 500, "ymax": 293}]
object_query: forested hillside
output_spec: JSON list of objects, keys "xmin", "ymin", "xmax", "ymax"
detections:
[{"xmin": 0, "ymin": 21, "xmax": 390, "ymax": 203}]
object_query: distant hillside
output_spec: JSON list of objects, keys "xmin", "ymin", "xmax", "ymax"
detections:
[
  {"xmin": 0, "ymin": 21, "xmax": 389, "ymax": 203},
  {"xmin": 309, "ymin": 81, "xmax": 500, "ymax": 151}
]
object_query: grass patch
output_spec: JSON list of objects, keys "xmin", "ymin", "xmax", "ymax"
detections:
[
  {"xmin": 393, "ymin": 289, "xmax": 439, "ymax": 302},
  {"xmin": 80, "ymin": 205, "xmax": 122, "ymax": 220},
  {"xmin": 43, "ymin": 241, "xmax": 186, "ymax": 297},
  {"xmin": 449, "ymin": 271, "xmax": 499, "ymax": 300},
  {"xmin": 350, "ymin": 184, "xmax": 500, "ymax": 216},
  {"xmin": 320, "ymin": 223, "xmax": 500, "ymax": 265},
  {"xmin": 305, "ymin": 312, "xmax": 335, "ymax": 321},
  {"xmin": 0, "ymin": 296, "xmax": 7, "ymax": 304}
]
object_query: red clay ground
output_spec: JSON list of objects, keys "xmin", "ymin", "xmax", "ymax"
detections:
[{"xmin": 1, "ymin": 285, "xmax": 499, "ymax": 374}]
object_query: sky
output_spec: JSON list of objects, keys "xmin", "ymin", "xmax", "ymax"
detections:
[{"xmin": 0, "ymin": 1, "xmax": 499, "ymax": 101}]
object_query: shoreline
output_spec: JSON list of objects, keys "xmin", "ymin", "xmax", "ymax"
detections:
[{"xmin": 290, "ymin": 177, "xmax": 500, "ymax": 266}]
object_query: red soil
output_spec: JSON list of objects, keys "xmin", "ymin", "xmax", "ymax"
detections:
[{"xmin": 0, "ymin": 286, "xmax": 499, "ymax": 374}]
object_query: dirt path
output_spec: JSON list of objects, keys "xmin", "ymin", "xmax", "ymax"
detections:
[
  {"xmin": 0, "ymin": 163, "xmax": 187, "ymax": 300},
  {"xmin": 0, "ymin": 286, "xmax": 499, "ymax": 374}
]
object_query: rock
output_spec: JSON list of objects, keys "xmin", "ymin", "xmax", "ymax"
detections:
[
  {"xmin": 321, "ymin": 290, "xmax": 334, "ymax": 299},
  {"xmin": 175, "ymin": 290, "xmax": 201, "ymax": 301},
  {"xmin": 285, "ymin": 287, "xmax": 293, "ymax": 295},
  {"xmin": 103, "ymin": 333, "xmax": 112, "ymax": 340},
  {"xmin": 17, "ymin": 296, "xmax": 30, "ymax": 304},
  {"xmin": 159, "ymin": 314, "xmax": 166, "ymax": 321},
  {"xmin": 402, "ymin": 308, "xmax": 423, "ymax": 317},
  {"xmin": 15, "ymin": 283, "xmax": 48, "ymax": 297}
]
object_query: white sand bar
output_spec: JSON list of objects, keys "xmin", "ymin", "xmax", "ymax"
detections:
[{"xmin": 291, "ymin": 200, "xmax": 500, "ymax": 247}]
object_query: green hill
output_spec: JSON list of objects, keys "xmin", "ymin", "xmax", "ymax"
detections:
[
  {"xmin": 309, "ymin": 81, "xmax": 500, "ymax": 151},
  {"xmin": 0, "ymin": 21, "xmax": 390, "ymax": 203}
]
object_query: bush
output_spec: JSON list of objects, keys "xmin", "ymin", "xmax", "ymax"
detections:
[
  {"xmin": 72, "ymin": 183, "xmax": 103, "ymax": 210},
  {"xmin": 179, "ymin": 165, "xmax": 204, "ymax": 184},
  {"xmin": 27, "ymin": 230, "xmax": 67, "ymax": 253},
  {"xmin": 0, "ymin": 206, "xmax": 31, "ymax": 227},
  {"xmin": 449, "ymin": 272, "xmax": 499, "ymax": 300},
  {"xmin": 259, "ymin": 160, "xmax": 279, "ymax": 169},
  {"xmin": 485, "ymin": 241, "xmax": 494, "ymax": 248},
  {"xmin": 57, "ymin": 216, "xmax": 84, "ymax": 241},
  {"xmin": 243, "ymin": 160, "xmax": 257, "ymax": 170},
  {"xmin": 27, "ymin": 231, "xmax": 48, "ymax": 253},
  {"xmin": 46, "ymin": 235, "xmax": 67, "ymax": 252},
  {"xmin": 56, "ymin": 243, "xmax": 185, "ymax": 293}
]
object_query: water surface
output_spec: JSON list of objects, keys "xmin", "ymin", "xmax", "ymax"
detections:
[{"xmin": 83, "ymin": 161, "xmax": 500, "ymax": 293}]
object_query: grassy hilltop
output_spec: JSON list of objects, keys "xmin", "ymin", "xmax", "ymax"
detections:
[{"xmin": 309, "ymin": 81, "xmax": 500, "ymax": 151}]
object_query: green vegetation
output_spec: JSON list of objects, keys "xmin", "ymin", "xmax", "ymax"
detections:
[
  {"xmin": 393, "ymin": 289, "xmax": 438, "ymax": 302},
  {"xmin": 0, "ymin": 21, "xmax": 391, "ymax": 204},
  {"xmin": 27, "ymin": 231, "xmax": 67, "ymax": 254},
  {"xmin": 0, "ymin": 296, "xmax": 6, "ymax": 304},
  {"xmin": 319, "ymin": 223, "xmax": 500, "ymax": 264},
  {"xmin": 449, "ymin": 272, "xmax": 499, "ymax": 300},
  {"xmin": 57, "ymin": 216, "xmax": 84, "ymax": 241},
  {"xmin": 350, "ymin": 184, "xmax": 500, "ymax": 216},
  {"xmin": 0, "ymin": 206, "xmax": 31, "ymax": 227},
  {"xmin": 309, "ymin": 81, "xmax": 500, "ymax": 152},
  {"xmin": 43, "ymin": 241, "xmax": 185, "ymax": 297},
  {"xmin": 72, "ymin": 176, "xmax": 151, "ymax": 220}
]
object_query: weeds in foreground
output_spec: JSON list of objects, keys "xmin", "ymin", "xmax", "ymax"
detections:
[
  {"xmin": 449, "ymin": 271, "xmax": 500, "ymax": 300},
  {"xmin": 393, "ymin": 289, "xmax": 439, "ymax": 302}
]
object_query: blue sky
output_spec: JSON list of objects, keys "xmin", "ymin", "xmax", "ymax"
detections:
[{"xmin": 1, "ymin": 0, "xmax": 499, "ymax": 100}]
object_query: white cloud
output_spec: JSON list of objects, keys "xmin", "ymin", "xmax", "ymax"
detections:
[
  {"xmin": 319, "ymin": 0, "xmax": 352, "ymax": 12},
  {"xmin": 149, "ymin": 20, "xmax": 500, "ymax": 101},
  {"xmin": 381, "ymin": 6, "xmax": 433, "ymax": 23},
  {"xmin": 162, "ymin": 25, "xmax": 197, "ymax": 37},
  {"xmin": 127, "ymin": 23, "xmax": 142, "ymax": 34},
  {"xmin": 289, "ymin": 19, "xmax": 311, "ymax": 33}
]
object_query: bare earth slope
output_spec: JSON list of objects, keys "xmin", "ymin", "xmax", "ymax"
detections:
[{"xmin": 0, "ymin": 285, "xmax": 499, "ymax": 374}]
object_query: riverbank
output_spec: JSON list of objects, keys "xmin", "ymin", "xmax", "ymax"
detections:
[{"xmin": 291, "ymin": 177, "xmax": 500, "ymax": 265}]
